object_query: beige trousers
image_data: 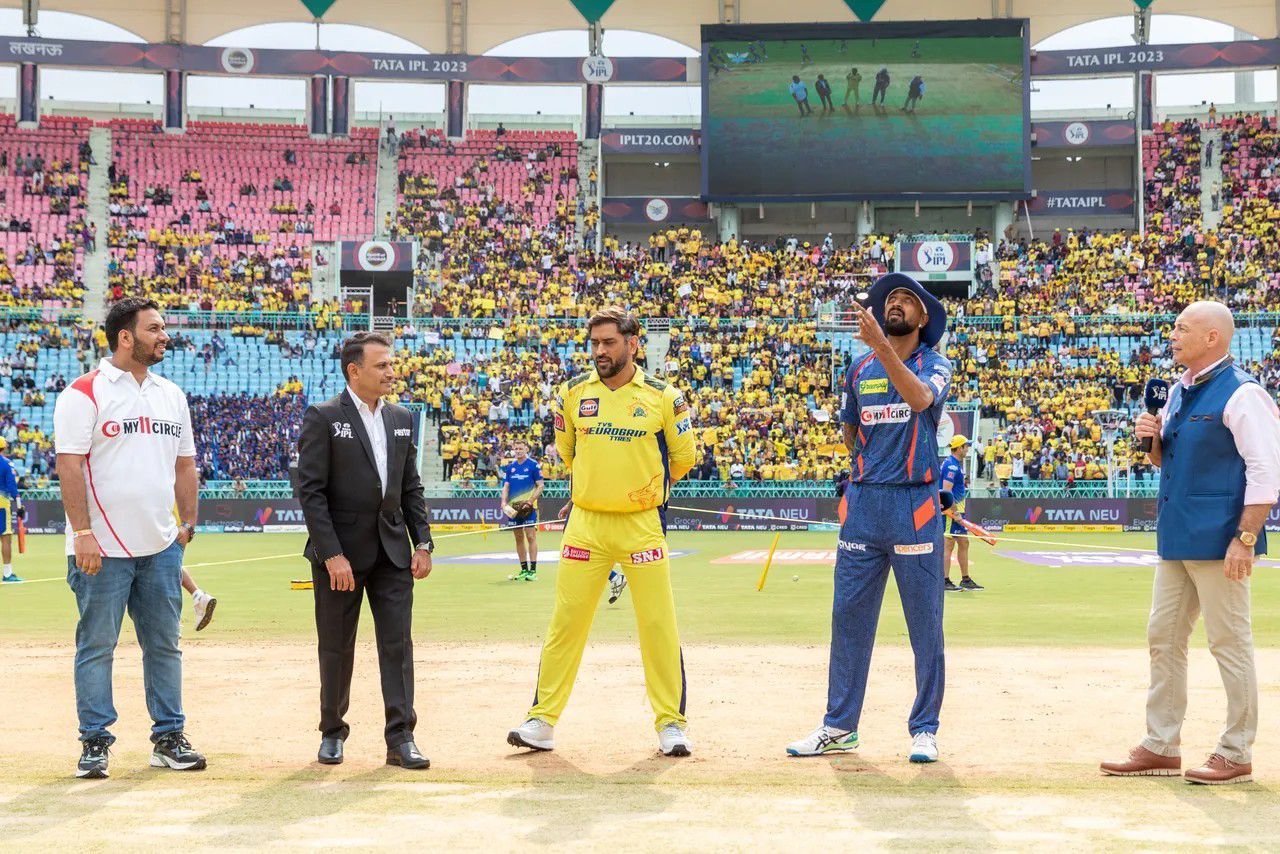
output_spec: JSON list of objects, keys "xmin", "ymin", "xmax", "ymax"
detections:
[{"xmin": 1141, "ymin": 559, "xmax": 1257, "ymax": 764}]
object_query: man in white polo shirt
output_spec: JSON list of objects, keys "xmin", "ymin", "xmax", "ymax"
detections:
[{"xmin": 54, "ymin": 297, "xmax": 205, "ymax": 780}]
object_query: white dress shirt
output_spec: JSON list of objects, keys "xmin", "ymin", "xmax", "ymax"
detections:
[
  {"xmin": 1162, "ymin": 355, "xmax": 1280, "ymax": 506},
  {"xmin": 348, "ymin": 385, "xmax": 388, "ymax": 496}
]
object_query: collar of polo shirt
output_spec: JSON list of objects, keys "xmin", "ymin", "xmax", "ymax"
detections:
[{"xmin": 97, "ymin": 357, "xmax": 155, "ymax": 388}]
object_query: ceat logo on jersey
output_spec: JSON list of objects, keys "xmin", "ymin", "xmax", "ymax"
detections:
[
  {"xmin": 915, "ymin": 241, "xmax": 955, "ymax": 272},
  {"xmin": 630, "ymin": 547, "xmax": 665, "ymax": 564},
  {"xmin": 562, "ymin": 545, "xmax": 591, "ymax": 561},
  {"xmin": 1065, "ymin": 121, "xmax": 1090, "ymax": 145},
  {"xmin": 860, "ymin": 403, "xmax": 913, "ymax": 426},
  {"xmin": 578, "ymin": 398, "xmax": 599, "ymax": 418}
]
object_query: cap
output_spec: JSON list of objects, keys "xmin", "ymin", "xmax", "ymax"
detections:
[
  {"xmin": 949, "ymin": 434, "xmax": 970, "ymax": 449},
  {"xmin": 865, "ymin": 272, "xmax": 948, "ymax": 348}
]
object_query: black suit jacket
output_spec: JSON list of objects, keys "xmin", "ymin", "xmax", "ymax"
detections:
[{"xmin": 296, "ymin": 390, "xmax": 433, "ymax": 571}]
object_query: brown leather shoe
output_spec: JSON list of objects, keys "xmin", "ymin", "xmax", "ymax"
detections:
[
  {"xmin": 1100, "ymin": 746, "xmax": 1181, "ymax": 776},
  {"xmin": 1185, "ymin": 754, "xmax": 1252, "ymax": 785}
]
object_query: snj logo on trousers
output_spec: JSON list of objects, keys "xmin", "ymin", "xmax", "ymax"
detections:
[
  {"xmin": 562, "ymin": 545, "xmax": 591, "ymax": 561},
  {"xmin": 860, "ymin": 403, "xmax": 913, "ymax": 426},
  {"xmin": 630, "ymin": 547, "xmax": 665, "ymax": 564},
  {"xmin": 101, "ymin": 417, "xmax": 182, "ymax": 438}
]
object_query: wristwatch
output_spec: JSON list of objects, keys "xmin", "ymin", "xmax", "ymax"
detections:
[
  {"xmin": 416, "ymin": 540, "xmax": 434, "ymax": 553},
  {"xmin": 180, "ymin": 522, "xmax": 196, "ymax": 542},
  {"xmin": 1237, "ymin": 529, "xmax": 1257, "ymax": 547}
]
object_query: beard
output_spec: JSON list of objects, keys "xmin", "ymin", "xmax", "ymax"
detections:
[
  {"xmin": 596, "ymin": 354, "xmax": 630, "ymax": 378},
  {"xmin": 884, "ymin": 317, "xmax": 915, "ymax": 337},
  {"xmin": 133, "ymin": 340, "xmax": 164, "ymax": 366}
]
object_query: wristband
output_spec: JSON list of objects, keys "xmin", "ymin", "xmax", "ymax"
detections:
[{"xmin": 73, "ymin": 529, "xmax": 95, "ymax": 539}]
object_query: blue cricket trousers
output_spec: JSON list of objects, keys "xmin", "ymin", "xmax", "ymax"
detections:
[{"xmin": 826, "ymin": 482, "xmax": 945, "ymax": 735}]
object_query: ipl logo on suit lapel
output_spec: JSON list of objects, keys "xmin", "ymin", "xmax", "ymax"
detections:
[{"xmin": 332, "ymin": 422, "xmax": 354, "ymax": 439}]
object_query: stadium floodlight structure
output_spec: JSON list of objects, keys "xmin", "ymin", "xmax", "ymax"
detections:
[{"xmin": 1093, "ymin": 408, "xmax": 1132, "ymax": 497}]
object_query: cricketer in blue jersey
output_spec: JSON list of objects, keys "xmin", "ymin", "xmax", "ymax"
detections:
[
  {"xmin": 786, "ymin": 272, "xmax": 952, "ymax": 763},
  {"xmin": 0, "ymin": 453, "xmax": 21, "ymax": 582},
  {"xmin": 939, "ymin": 435, "xmax": 983, "ymax": 591},
  {"xmin": 500, "ymin": 440, "xmax": 544, "ymax": 581}
]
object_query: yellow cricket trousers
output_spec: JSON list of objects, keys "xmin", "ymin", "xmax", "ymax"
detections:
[{"xmin": 528, "ymin": 506, "xmax": 687, "ymax": 730}]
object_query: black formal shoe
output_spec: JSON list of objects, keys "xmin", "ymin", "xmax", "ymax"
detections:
[
  {"xmin": 386, "ymin": 741, "xmax": 430, "ymax": 770},
  {"xmin": 318, "ymin": 737, "xmax": 344, "ymax": 765}
]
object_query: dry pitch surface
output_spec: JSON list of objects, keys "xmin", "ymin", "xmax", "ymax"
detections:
[{"xmin": 4, "ymin": 639, "xmax": 1280, "ymax": 851}]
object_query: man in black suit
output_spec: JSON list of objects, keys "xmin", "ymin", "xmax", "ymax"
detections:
[{"xmin": 296, "ymin": 331, "xmax": 434, "ymax": 769}]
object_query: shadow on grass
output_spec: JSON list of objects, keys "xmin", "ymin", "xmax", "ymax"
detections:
[{"xmin": 498, "ymin": 748, "xmax": 681, "ymax": 846}]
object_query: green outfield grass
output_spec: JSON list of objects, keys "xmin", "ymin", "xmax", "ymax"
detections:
[{"xmin": 4, "ymin": 530, "xmax": 1273, "ymax": 647}]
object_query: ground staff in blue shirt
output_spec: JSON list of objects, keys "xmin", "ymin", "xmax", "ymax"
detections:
[
  {"xmin": 786, "ymin": 273, "xmax": 952, "ymax": 764},
  {"xmin": 500, "ymin": 440, "xmax": 544, "ymax": 582},
  {"xmin": 940, "ymin": 435, "xmax": 983, "ymax": 592}
]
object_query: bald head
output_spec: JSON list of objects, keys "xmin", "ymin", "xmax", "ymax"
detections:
[{"xmin": 1171, "ymin": 300, "xmax": 1234, "ymax": 373}]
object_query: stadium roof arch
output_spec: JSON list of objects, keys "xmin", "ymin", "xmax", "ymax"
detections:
[{"xmin": 8, "ymin": 0, "xmax": 1275, "ymax": 54}]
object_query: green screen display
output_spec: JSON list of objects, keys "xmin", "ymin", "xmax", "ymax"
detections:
[{"xmin": 701, "ymin": 21, "xmax": 1030, "ymax": 201}]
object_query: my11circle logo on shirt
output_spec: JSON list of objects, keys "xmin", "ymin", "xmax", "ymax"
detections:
[
  {"xmin": 101, "ymin": 416, "xmax": 182, "ymax": 438},
  {"xmin": 860, "ymin": 403, "xmax": 913, "ymax": 426}
]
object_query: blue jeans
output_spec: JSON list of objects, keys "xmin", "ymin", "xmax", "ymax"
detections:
[{"xmin": 66, "ymin": 539, "xmax": 185, "ymax": 743}]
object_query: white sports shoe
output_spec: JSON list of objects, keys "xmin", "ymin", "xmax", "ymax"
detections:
[
  {"xmin": 192, "ymin": 591, "xmax": 217, "ymax": 632},
  {"xmin": 507, "ymin": 718, "xmax": 554, "ymax": 751},
  {"xmin": 786, "ymin": 724, "xmax": 859, "ymax": 757},
  {"xmin": 608, "ymin": 572, "xmax": 628, "ymax": 604},
  {"xmin": 658, "ymin": 722, "xmax": 692, "ymax": 757},
  {"xmin": 910, "ymin": 731, "xmax": 938, "ymax": 763}
]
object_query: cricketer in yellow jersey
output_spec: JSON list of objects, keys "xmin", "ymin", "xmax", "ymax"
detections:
[{"xmin": 508, "ymin": 307, "xmax": 698, "ymax": 757}]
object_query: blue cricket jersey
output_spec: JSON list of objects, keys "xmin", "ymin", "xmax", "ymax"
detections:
[
  {"xmin": 938, "ymin": 455, "xmax": 966, "ymax": 502},
  {"xmin": 840, "ymin": 346, "xmax": 952, "ymax": 486},
  {"xmin": 502, "ymin": 457, "xmax": 543, "ymax": 504}
]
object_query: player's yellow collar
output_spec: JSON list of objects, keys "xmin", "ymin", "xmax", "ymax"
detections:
[{"xmin": 587, "ymin": 364, "xmax": 647, "ymax": 390}]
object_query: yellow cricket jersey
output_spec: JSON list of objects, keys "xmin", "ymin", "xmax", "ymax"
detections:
[{"xmin": 555, "ymin": 366, "xmax": 696, "ymax": 514}]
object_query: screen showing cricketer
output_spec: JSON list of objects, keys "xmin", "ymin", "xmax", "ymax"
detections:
[{"xmin": 700, "ymin": 20, "xmax": 1031, "ymax": 201}]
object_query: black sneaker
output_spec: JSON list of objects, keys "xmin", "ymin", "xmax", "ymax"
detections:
[
  {"xmin": 150, "ymin": 731, "xmax": 207, "ymax": 771},
  {"xmin": 76, "ymin": 737, "xmax": 111, "ymax": 779},
  {"xmin": 960, "ymin": 578, "xmax": 985, "ymax": 591},
  {"xmin": 944, "ymin": 579, "xmax": 961, "ymax": 592}
]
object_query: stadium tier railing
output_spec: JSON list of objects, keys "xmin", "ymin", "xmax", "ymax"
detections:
[
  {"xmin": 969, "ymin": 479, "xmax": 1159, "ymax": 499},
  {"xmin": 20, "ymin": 477, "xmax": 1160, "ymax": 502},
  {"xmin": 7, "ymin": 307, "xmax": 1280, "ymax": 331}
]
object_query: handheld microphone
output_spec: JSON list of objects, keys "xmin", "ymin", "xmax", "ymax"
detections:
[{"xmin": 1140, "ymin": 378, "xmax": 1170, "ymax": 453}]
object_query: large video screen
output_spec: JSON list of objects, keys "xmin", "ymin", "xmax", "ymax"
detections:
[{"xmin": 701, "ymin": 21, "xmax": 1030, "ymax": 201}]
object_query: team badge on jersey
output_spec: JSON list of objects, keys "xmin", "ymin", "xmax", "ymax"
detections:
[{"xmin": 632, "ymin": 404, "xmax": 647, "ymax": 418}]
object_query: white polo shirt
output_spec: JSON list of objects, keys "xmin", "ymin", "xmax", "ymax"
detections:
[{"xmin": 54, "ymin": 358, "xmax": 196, "ymax": 558}]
